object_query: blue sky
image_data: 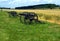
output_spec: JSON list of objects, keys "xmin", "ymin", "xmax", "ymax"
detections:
[{"xmin": 0, "ymin": 0, "xmax": 60, "ymax": 8}]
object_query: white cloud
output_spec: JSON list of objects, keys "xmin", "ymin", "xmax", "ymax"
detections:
[
  {"xmin": 0, "ymin": 0, "xmax": 60, "ymax": 8},
  {"xmin": 7, "ymin": 0, "xmax": 53, "ymax": 7},
  {"xmin": 0, "ymin": 0, "xmax": 8, "ymax": 2},
  {"xmin": 9, "ymin": 0, "xmax": 21, "ymax": 4},
  {"xmin": 8, "ymin": 0, "xmax": 53, "ymax": 5},
  {"xmin": 9, "ymin": 0, "xmax": 28, "ymax": 5},
  {"xmin": 44, "ymin": 0, "xmax": 53, "ymax": 3},
  {"xmin": 9, "ymin": 0, "xmax": 41, "ymax": 5},
  {"xmin": 31, "ymin": 0, "xmax": 41, "ymax": 2}
]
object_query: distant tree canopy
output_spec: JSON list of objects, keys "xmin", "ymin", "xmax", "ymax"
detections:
[
  {"xmin": 15, "ymin": 4, "xmax": 60, "ymax": 9},
  {"xmin": 0, "ymin": 7, "xmax": 10, "ymax": 9},
  {"xmin": 0, "ymin": 4, "xmax": 60, "ymax": 9}
]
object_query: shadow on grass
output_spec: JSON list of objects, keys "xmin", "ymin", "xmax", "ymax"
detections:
[{"xmin": 21, "ymin": 20, "xmax": 47, "ymax": 25}]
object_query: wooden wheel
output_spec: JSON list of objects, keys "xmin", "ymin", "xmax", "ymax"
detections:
[{"xmin": 20, "ymin": 16, "xmax": 25, "ymax": 23}]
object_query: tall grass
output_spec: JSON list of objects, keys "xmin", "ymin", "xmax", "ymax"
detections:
[{"xmin": 12, "ymin": 9, "xmax": 60, "ymax": 24}]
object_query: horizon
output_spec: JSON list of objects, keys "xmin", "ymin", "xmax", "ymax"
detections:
[{"xmin": 0, "ymin": 0, "xmax": 60, "ymax": 8}]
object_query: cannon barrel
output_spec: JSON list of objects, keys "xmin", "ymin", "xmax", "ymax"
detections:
[{"xmin": 19, "ymin": 12, "xmax": 38, "ymax": 24}]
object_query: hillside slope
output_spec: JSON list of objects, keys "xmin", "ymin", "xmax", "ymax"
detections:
[
  {"xmin": 15, "ymin": 4, "xmax": 60, "ymax": 9},
  {"xmin": 0, "ymin": 11, "xmax": 60, "ymax": 41}
]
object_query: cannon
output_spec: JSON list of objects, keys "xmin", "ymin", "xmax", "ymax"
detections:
[
  {"xmin": 7, "ymin": 11, "xmax": 17, "ymax": 17},
  {"xmin": 19, "ymin": 12, "xmax": 38, "ymax": 24}
]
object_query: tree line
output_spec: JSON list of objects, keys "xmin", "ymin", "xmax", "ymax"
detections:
[
  {"xmin": 15, "ymin": 4, "xmax": 60, "ymax": 9},
  {"xmin": 0, "ymin": 4, "xmax": 60, "ymax": 9}
]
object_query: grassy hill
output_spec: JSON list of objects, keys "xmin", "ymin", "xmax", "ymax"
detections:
[
  {"xmin": 0, "ymin": 11, "xmax": 60, "ymax": 41},
  {"xmin": 15, "ymin": 4, "xmax": 60, "ymax": 9}
]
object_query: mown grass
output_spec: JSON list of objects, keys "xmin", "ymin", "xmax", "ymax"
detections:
[{"xmin": 0, "ymin": 11, "xmax": 60, "ymax": 41}]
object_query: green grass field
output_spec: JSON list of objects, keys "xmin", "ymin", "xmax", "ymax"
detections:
[{"xmin": 0, "ymin": 11, "xmax": 60, "ymax": 41}]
